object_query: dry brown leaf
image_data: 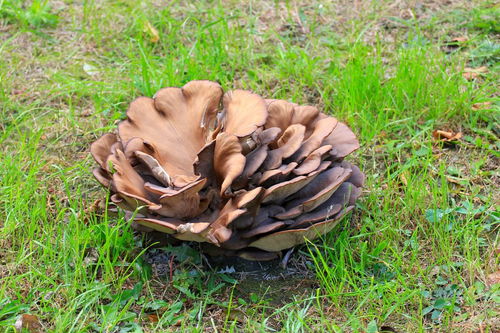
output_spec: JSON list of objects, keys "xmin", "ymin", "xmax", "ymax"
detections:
[
  {"xmin": 451, "ymin": 36, "xmax": 468, "ymax": 43},
  {"xmin": 432, "ymin": 130, "xmax": 462, "ymax": 142},
  {"xmin": 463, "ymin": 72, "xmax": 478, "ymax": 80},
  {"xmin": 144, "ymin": 21, "xmax": 159, "ymax": 43},
  {"xmin": 80, "ymin": 109, "xmax": 92, "ymax": 117},
  {"xmin": 15, "ymin": 314, "xmax": 42, "ymax": 333},
  {"xmin": 147, "ymin": 314, "xmax": 159, "ymax": 322},
  {"xmin": 474, "ymin": 66, "xmax": 488, "ymax": 73},
  {"xmin": 445, "ymin": 176, "xmax": 466, "ymax": 186},
  {"xmin": 443, "ymin": 37, "xmax": 468, "ymax": 52},
  {"xmin": 400, "ymin": 171, "xmax": 408, "ymax": 186},
  {"xmin": 463, "ymin": 66, "xmax": 488, "ymax": 80},
  {"xmin": 486, "ymin": 270, "xmax": 500, "ymax": 287},
  {"xmin": 472, "ymin": 102, "xmax": 492, "ymax": 110}
]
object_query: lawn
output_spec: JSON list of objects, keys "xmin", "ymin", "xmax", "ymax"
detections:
[{"xmin": 0, "ymin": 0, "xmax": 499, "ymax": 332}]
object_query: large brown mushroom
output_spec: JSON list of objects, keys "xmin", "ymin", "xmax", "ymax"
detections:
[{"xmin": 90, "ymin": 81, "xmax": 364, "ymax": 260}]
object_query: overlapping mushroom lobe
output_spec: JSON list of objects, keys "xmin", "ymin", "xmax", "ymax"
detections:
[{"xmin": 90, "ymin": 80, "xmax": 363, "ymax": 260}]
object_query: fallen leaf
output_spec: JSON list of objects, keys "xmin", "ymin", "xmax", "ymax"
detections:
[
  {"xmin": 463, "ymin": 66, "xmax": 488, "ymax": 80},
  {"xmin": 432, "ymin": 130, "xmax": 462, "ymax": 142},
  {"xmin": 463, "ymin": 72, "xmax": 478, "ymax": 80},
  {"xmin": 445, "ymin": 176, "xmax": 468, "ymax": 186},
  {"xmin": 451, "ymin": 36, "xmax": 468, "ymax": 43},
  {"xmin": 486, "ymin": 270, "xmax": 500, "ymax": 287},
  {"xmin": 443, "ymin": 36, "xmax": 468, "ymax": 53},
  {"xmin": 472, "ymin": 102, "xmax": 492, "ymax": 110},
  {"xmin": 15, "ymin": 314, "xmax": 42, "ymax": 332},
  {"xmin": 469, "ymin": 66, "xmax": 488, "ymax": 73},
  {"xmin": 144, "ymin": 21, "xmax": 159, "ymax": 43},
  {"xmin": 147, "ymin": 314, "xmax": 159, "ymax": 322},
  {"xmin": 400, "ymin": 171, "xmax": 408, "ymax": 186},
  {"xmin": 80, "ymin": 109, "xmax": 92, "ymax": 117}
]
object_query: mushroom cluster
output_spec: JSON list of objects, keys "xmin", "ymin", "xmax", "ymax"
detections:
[{"xmin": 91, "ymin": 81, "xmax": 364, "ymax": 260}]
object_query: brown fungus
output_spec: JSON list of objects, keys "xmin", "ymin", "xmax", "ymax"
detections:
[{"xmin": 90, "ymin": 80, "xmax": 364, "ymax": 260}]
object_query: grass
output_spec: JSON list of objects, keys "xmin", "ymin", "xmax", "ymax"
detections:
[{"xmin": 0, "ymin": 0, "xmax": 499, "ymax": 332}]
